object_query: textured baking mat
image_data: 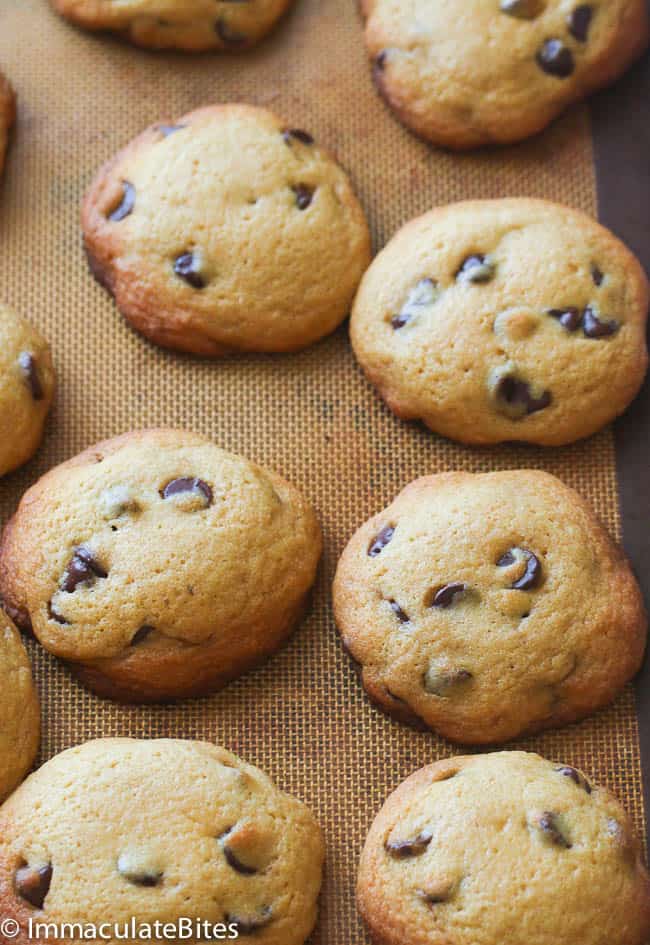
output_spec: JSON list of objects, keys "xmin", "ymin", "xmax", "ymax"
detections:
[{"xmin": 0, "ymin": 1, "xmax": 648, "ymax": 942}]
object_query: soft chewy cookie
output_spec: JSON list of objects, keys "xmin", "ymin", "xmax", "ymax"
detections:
[
  {"xmin": 351, "ymin": 199, "xmax": 649, "ymax": 446},
  {"xmin": 0, "ymin": 69, "xmax": 14, "ymax": 177},
  {"xmin": 0, "ymin": 611, "xmax": 39, "ymax": 803},
  {"xmin": 333, "ymin": 470, "xmax": 646, "ymax": 744},
  {"xmin": 0, "ymin": 429, "xmax": 322, "ymax": 703},
  {"xmin": 0, "ymin": 739, "xmax": 324, "ymax": 945},
  {"xmin": 364, "ymin": 0, "xmax": 649, "ymax": 148},
  {"xmin": 0, "ymin": 304, "xmax": 56, "ymax": 477},
  {"xmin": 49, "ymin": 0, "xmax": 292, "ymax": 51},
  {"xmin": 357, "ymin": 751, "xmax": 650, "ymax": 945},
  {"xmin": 82, "ymin": 105, "xmax": 371, "ymax": 355}
]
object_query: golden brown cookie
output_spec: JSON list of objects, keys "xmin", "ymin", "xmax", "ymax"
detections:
[
  {"xmin": 0, "ymin": 739, "xmax": 324, "ymax": 945},
  {"xmin": 0, "ymin": 429, "xmax": 322, "ymax": 703},
  {"xmin": 350, "ymin": 199, "xmax": 649, "ymax": 446},
  {"xmin": 358, "ymin": 752, "xmax": 650, "ymax": 945},
  {"xmin": 0, "ymin": 611, "xmax": 39, "ymax": 803},
  {"xmin": 0, "ymin": 68, "xmax": 14, "ymax": 177},
  {"xmin": 364, "ymin": 0, "xmax": 650, "ymax": 148},
  {"xmin": 333, "ymin": 470, "xmax": 646, "ymax": 744},
  {"xmin": 83, "ymin": 105, "xmax": 371, "ymax": 355}
]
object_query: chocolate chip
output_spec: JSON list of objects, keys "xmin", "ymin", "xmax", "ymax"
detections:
[
  {"xmin": 47, "ymin": 600, "xmax": 68, "ymax": 625},
  {"xmin": 375, "ymin": 50, "xmax": 388, "ymax": 72},
  {"xmin": 429, "ymin": 582, "xmax": 466, "ymax": 608},
  {"xmin": 423, "ymin": 668, "xmax": 473, "ymax": 696},
  {"xmin": 536, "ymin": 40, "xmax": 575, "ymax": 78},
  {"xmin": 161, "ymin": 477, "xmax": 213, "ymax": 507},
  {"xmin": 173, "ymin": 253, "xmax": 205, "ymax": 289},
  {"xmin": 547, "ymin": 307, "xmax": 582, "ymax": 332},
  {"xmin": 15, "ymin": 863, "xmax": 52, "ymax": 909},
  {"xmin": 225, "ymin": 908, "xmax": 273, "ymax": 934},
  {"xmin": 108, "ymin": 181, "xmax": 135, "ymax": 222},
  {"xmin": 499, "ymin": 0, "xmax": 543, "ymax": 18},
  {"xmin": 292, "ymin": 184, "xmax": 314, "ymax": 210},
  {"xmin": 158, "ymin": 124, "xmax": 186, "ymax": 137},
  {"xmin": 388, "ymin": 599, "xmax": 409, "ymax": 624},
  {"xmin": 18, "ymin": 352, "xmax": 45, "ymax": 400},
  {"xmin": 456, "ymin": 255, "xmax": 495, "ymax": 284},
  {"xmin": 117, "ymin": 854, "xmax": 163, "ymax": 887},
  {"xmin": 494, "ymin": 375, "xmax": 552, "ymax": 418},
  {"xmin": 368, "ymin": 525, "xmax": 395, "ymax": 556},
  {"xmin": 583, "ymin": 307, "xmax": 619, "ymax": 338},
  {"xmin": 535, "ymin": 811, "xmax": 572, "ymax": 848},
  {"xmin": 215, "ymin": 18, "xmax": 247, "ymax": 44},
  {"xmin": 568, "ymin": 5, "xmax": 593, "ymax": 41},
  {"xmin": 591, "ymin": 263, "xmax": 604, "ymax": 286},
  {"xmin": 555, "ymin": 765, "xmax": 592, "ymax": 794},
  {"xmin": 385, "ymin": 832, "xmax": 431, "ymax": 858},
  {"xmin": 497, "ymin": 547, "xmax": 542, "ymax": 590},
  {"xmin": 282, "ymin": 128, "xmax": 314, "ymax": 146},
  {"xmin": 391, "ymin": 278, "xmax": 439, "ymax": 329},
  {"xmin": 61, "ymin": 546, "xmax": 108, "ymax": 593},
  {"xmin": 131, "ymin": 625, "xmax": 154, "ymax": 646}
]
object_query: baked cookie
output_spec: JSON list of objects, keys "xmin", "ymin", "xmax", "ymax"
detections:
[
  {"xmin": 0, "ymin": 738, "xmax": 324, "ymax": 945},
  {"xmin": 0, "ymin": 611, "xmax": 39, "ymax": 803},
  {"xmin": 364, "ymin": 0, "xmax": 650, "ymax": 148},
  {"xmin": 351, "ymin": 199, "xmax": 649, "ymax": 446},
  {"xmin": 357, "ymin": 751, "xmax": 650, "ymax": 945},
  {"xmin": 0, "ymin": 304, "xmax": 56, "ymax": 477},
  {"xmin": 0, "ymin": 429, "xmax": 322, "ymax": 703},
  {"xmin": 82, "ymin": 104, "xmax": 371, "ymax": 355},
  {"xmin": 49, "ymin": 0, "xmax": 293, "ymax": 51},
  {"xmin": 0, "ymin": 69, "xmax": 15, "ymax": 178},
  {"xmin": 333, "ymin": 470, "xmax": 646, "ymax": 744}
]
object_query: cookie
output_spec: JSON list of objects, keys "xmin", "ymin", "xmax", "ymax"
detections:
[
  {"xmin": 49, "ymin": 0, "xmax": 293, "ymax": 51},
  {"xmin": 0, "ymin": 429, "xmax": 322, "ymax": 703},
  {"xmin": 82, "ymin": 104, "xmax": 371, "ymax": 355},
  {"xmin": 333, "ymin": 469, "xmax": 646, "ymax": 744},
  {"xmin": 0, "ymin": 303, "xmax": 56, "ymax": 477},
  {"xmin": 350, "ymin": 199, "xmax": 649, "ymax": 446},
  {"xmin": 0, "ymin": 738, "xmax": 324, "ymax": 945},
  {"xmin": 364, "ymin": 0, "xmax": 649, "ymax": 148},
  {"xmin": 0, "ymin": 69, "xmax": 15, "ymax": 178},
  {"xmin": 357, "ymin": 751, "xmax": 650, "ymax": 945},
  {"xmin": 0, "ymin": 611, "xmax": 39, "ymax": 803}
]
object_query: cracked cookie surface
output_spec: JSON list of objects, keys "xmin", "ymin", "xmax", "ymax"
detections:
[
  {"xmin": 363, "ymin": 0, "xmax": 650, "ymax": 148},
  {"xmin": 0, "ymin": 429, "xmax": 322, "ymax": 703},
  {"xmin": 0, "ymin": 611, "xmax": 39, "ymax": 803},
  {"xmin": 350, "ymin": 199, "xmax": 649, "ymax": 446},
  {"xmin": 0, "ymin": 739, "xmax": 324, "ymax": 945},
  {"xmin": 333, "ymin": 469, "xmax": 646, "ymax": 744},
  {"xmin": 82, "ymin": 104, "xmax": 371, "ymax": 355},
  {"xmin": 357, "ymin": 751, "xmax": 650, "ymax": 945}
]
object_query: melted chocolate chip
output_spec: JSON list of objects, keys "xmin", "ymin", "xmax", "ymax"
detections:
[
  {"xmin": 47, "ymin": 600, "xmax": 68, "ymax": 625},
  {"xmin": 18, "ymin": 351, "xmax": 44, "ymax": 400},
  {"xmin": 161, "ymin": 477, "xmax": 213, "ymax": 507},
  {"xmin": 556, "ymin": 765, "xmax": 592, "ymax": 794},
  {"xmin": 568, "ymin": 5, "xmax": 593, "ymax": 41},
  {"xmin": 226, "ymin": 908, "xmax": 273, "ymax": 934},
  {"xmin": 456, "ymin": 255, "xmax": 495, "ymax": 284},
  {"xmin": 173, "ymin": 253, "xmax": 205, "ymax": 289},
  {"xmin": 215, "ymin": 18, "xmax": 247, "ymax": 44},
  {"xmin": 15, "ymin": 863, "xmax": 53, "ymax": 909},
  {"xmin": 368, "ymin": 525, "xmax": 395, "ymax": 557},
  {"xmin": 423, "ymin": 668, "xmax": 473, "ymax": 696},
  {"xmin": 499, "ymin": 0, "xmax": 543, "ymax": 18},
  {"xmin": 158, "ymin": 124, "xmax": 186, "ymax": 137},
  {"xmin": 536, "ymin": 811, "xmax": 572, "ymax": 848},
  {"xmin": 547, "ymin": 307, "xmax": 582, "ymax": 332},
  {"xmin": 591, "ymin": 263, "xmax": 604, "ymax": 286},
  {"xmin": 61, "ymin": 546, "xmax": 108, "ymax": 593},
  {"xmin": 497, "ymin": 547, "xmax": 542, "ymax": 590},
  {"xmin": 388, "ymin": 599, "xmax": 410, "ymax": 624},
  {"xmin": 494, "ymin": 376, "xmax": 552, "ymax": 417},
  {"xmin": 385, "ymin": 832, "xmax": 431, "ymax": 858},
  {"xmin": 583, "ymin": 307, "xmax": 619, "ymax": 338},
  {"xmin": 131, "ymin": 625, "xmax": 154, "ymax": 646},
  {"xmin": 430, "ymin": 582, "xmax": 466, "ymax": 608},
  {"xmin": 108, "ymin": 181, "xmax": 135, "ymax": 222},
  {"xmin": 375, "ymin": 50, "xmax": 388, "ymax": 72},
  {"xmin": 292, "ymin": 184, "xmax": 314, "ymax": 210},
  {"xmin": 282, "ymin": 128, "xmax": 314, "ymax": 146},
  {"xmin": 392, "ymin": 278, "xmax": 439, "ymax": 329},
  {"xmin": 536, "ymin": 39, "xmax": 575, "ymax": 78},
  {"xmin": 223, "ymin": 845, "xmax": 258, "ymax": 876}
]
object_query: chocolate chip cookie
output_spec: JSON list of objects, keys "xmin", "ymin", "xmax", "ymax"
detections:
[
  {"xmin": 351, "ymin": 199, "xmax": 649, "ymax": 446},
  {"xmin": 0, "ymin": 611, "xmax": 39, "ymax": 803},
  {"xmin": 364, "ymin": 0, "xmax": 649, "ymax": 148},
  {"xmin": 333, "ymin": 470, "xmax": 646, "ymax": 744},
  {"xmin": 82, "ymin": 105, "xmax": 371, "ymax": 355},
  {"xmin": 0, "ymin": 429, "xmax": 322, "ymax": 703},
  {"xmin": 358, "ymin": 751, "xmax": 650, "ymax": 945},
  {"xmin": 0, "ymin": 738, "xmax": 324, "ymax": 945},
  {"xmin": 0, "ymin": 68, "xmax": 14, "ymax": 177},
  {"xmin": 49, "ymin": 0, "xmax": 293, "ymax": 51},
  {"xmin": 0, "ymin": 304, "xmax": 56, "ymax": 477}
]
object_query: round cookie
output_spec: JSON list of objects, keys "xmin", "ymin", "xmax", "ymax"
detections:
[
  {"xmin": 0, "ymin": 68, "xmax": 15, "ymax": 178},
  {"xmin": 364, "ymin": 0, "xmax": 650, "ymax": 148},
  {"xmin": 82, "ymin": 104, "xmax": 371, "ymax": 356},
  {"xmin": 0, "ymin": 304, "xmax": 56, "ymax": 477},
  {"xmin": 333, "ymin": 469, "xmax": 646, "ymax": 744},
  {"xmin": 49, "ymin": 0, "xmax": 293, "ymax": 52},
  {"xmin": 0, "ymin": 611, "xmax": 39, "ymax": 803},
  {"xmin": 357, "ymin": 751, "xmax": 650, "ymax": 945},
  {"xmin": 0, "ymin": 738, "xmax": 324, "ymax": 945},
  {"xmin": 350, "ymin": 199, "xmax": 649, "ymax": 446},
  {"xmin": 0, "ymin": 429, "xmax": 322, "ymax": 703}
]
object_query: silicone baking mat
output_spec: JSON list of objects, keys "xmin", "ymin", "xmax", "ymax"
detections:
[{"xmin": 0, "ymin": 1, "xmax": 649, "ymax": 942}]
